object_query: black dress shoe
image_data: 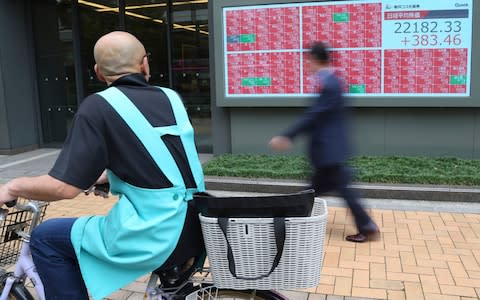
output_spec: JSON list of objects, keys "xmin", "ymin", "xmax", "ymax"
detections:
[{"xmin": 345, "ymin": 230, "xmax": 380, "ymax": 243}]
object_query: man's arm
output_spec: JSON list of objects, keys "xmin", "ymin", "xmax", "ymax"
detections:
[
  {"xmin": 0, "ymin": 175, "xmax": 82, "ymax": 205},
  {"xmin": 282, "ymin": 90, "xmax": 338, "ymax": 139}
]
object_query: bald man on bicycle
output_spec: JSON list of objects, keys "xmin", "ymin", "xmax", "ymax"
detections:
[{"xmin": 0, "ymin": 31, "xmax": 205, "ymax": 300}]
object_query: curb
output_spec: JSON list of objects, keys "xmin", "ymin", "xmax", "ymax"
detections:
[{"xmin": 205, "ymin": 176, "xmax": 480, "ymax": 202}]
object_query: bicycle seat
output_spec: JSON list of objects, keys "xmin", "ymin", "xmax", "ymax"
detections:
[{"xmin": 153, "ymin": 200, "xmax": 205, "ymax": 287}]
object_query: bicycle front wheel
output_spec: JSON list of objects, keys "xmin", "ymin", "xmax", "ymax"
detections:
[{"xmin": 187, "ymin": 286, "xmax": 287, "ymax": 300}]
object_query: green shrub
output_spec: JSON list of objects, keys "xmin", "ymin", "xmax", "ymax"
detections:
[{"xmin": 202, "ymin": 154, "xmax": 480, "ymax": 186}]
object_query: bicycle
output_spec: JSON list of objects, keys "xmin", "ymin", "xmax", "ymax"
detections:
[
  {"xmin": 0, "ymin": 190, "xmax": 326, "ymax": 300},
  {"xmin": 0, "ymin": 199, "xmax": 287, "ymax": 300},
  {"xmin": 0, "ymin": 199, "xmax": 48, "ymax": 300}
]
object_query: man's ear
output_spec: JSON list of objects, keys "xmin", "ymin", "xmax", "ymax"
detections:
[
  {"xmin": 94, "ymin": 64, "xmax": 106, "ymax": 83},
  {"xmin": 140, "ymin": 56, "xmax": 151, "ymax": 82}
]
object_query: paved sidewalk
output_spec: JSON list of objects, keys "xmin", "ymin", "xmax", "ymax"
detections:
[
  {"xmin": 38, "ymin": 192, "xmax": 480, "ymax": 300},
  {"xmin": 2, "ymin": 149, "xmax": 480, "ymax": 299}
]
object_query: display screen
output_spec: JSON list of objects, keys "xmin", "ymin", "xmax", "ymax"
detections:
[{"xmin": 223, "ymin": 0, "xmax": 473, "ymax": 97}]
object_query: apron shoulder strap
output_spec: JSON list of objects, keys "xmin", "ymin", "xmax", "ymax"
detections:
[
  {"xmin": 97, "ymin": 87, "xmax": 185, "ymax": 187},
  {"xmin": 158, "ymin": 87, "xmax": 205, "ymax": 192}
]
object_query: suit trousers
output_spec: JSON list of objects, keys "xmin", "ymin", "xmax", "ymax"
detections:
[{"xmin": 310, "ymin": 164, "xmax": 374, "ymax": 233}]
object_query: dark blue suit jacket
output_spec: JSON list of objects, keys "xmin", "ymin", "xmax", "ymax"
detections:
[{"xmin": 283, "ymin": 70, "xmax": 350, "ymax": 167}]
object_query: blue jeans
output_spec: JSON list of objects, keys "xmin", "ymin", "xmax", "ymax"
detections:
[{"xmin": 30, "ymin": 218, "xmax": 89, "ymax": 299}]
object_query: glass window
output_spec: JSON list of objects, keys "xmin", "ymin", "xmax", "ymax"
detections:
[
  {"xmin": 171, "ymin": 0, "xmax": 211, "ymax": 152},
  {"xmin": 78, "ymin": 0, "xmax": 120, "ymax": 96},
  {"xmin": 32, "ymin": 0, "xmax": 77, "ymax": 144},
  {"xmin": 125, "ymin": 0, "xmax": 169, "ymax": 87}
]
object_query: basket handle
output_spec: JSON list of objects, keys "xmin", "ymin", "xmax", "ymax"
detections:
[{"xmin": 218, "ymin": 217, "xmax": 285, "ymax": 280}]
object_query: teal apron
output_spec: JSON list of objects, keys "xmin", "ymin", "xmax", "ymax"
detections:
[{"xmin": 70, "ymin": 87, "xmax": 205, "ymax": 300}]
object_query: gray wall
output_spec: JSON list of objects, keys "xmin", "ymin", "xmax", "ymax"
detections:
[
  {"xmin": 0, "ymin": 1, "xmax": 39, "ymax": 154},
  {"xmin": 229, "ymin": 108, "xmax": 480, "ymax": 159}
]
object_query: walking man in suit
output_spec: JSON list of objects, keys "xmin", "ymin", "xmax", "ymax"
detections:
[{"xmin": 269, "ymin": 41, "xmax": 379, "ymax": 243}]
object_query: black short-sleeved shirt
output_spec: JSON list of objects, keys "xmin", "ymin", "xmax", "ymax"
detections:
[{"xmin": 49, "ymin": 73, "xmax": 196, "ymax": 190}]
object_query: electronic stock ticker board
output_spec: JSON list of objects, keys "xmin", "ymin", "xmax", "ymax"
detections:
[{"xmin": 223, "ymin": 0, "xmax": 473, "ymax": 98}]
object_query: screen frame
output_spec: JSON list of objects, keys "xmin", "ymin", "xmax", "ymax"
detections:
[{"xmin": 211, "ymin": 0, "xmax": 479, "ymax": 107}]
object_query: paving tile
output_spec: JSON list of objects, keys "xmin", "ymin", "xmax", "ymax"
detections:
[
  {"xmin": 369, "ymin": 279, "xmax": 404, "ymax": 290},
  {"xmin": 276, "ymin": 290, "xmax": 309, "ymax": 300},
  {"xmin": 384, "ymin": 244, "xmax": 412, "ymax": 253},
  {"xmin": 430, "ymin": 253, "xmax": 462, "ymax": 263},
  {"xmin": 416, "ymin": 258, "xmax": 448, "ymax": 268},
  {"xmin": 124, "ymin": 293, "xmax": 144, "ymax": 300},
  {"xmin": 439, "ymin": 285, "xmax": 477, "ymax": 298},
  {"xmin": 443, "ymin": 248, "xmax": 473, "ymax": 256},
  {"xmin": 402, "ymin": 264, "xmax": 435, "ymax": 275},
  {"xmin": 356, "ymin": 254, "xmax": 385, "ymax": 264},
  {"xmin": 459, "ymin": 255, "xmax": 480, "ymax": 271},
  {"xmin": 299, "ymin": 287, "xmax": 318, "ymax": 294},
  {"xmin": 325, "ymin": 296, "xmax": 344, "ymax": 300},
  {"xmin": 339, "ymin": 260, "xmax": 370, "ymax": 270},
  {"xmin": 351, "ymin": 287, "xmax": 387, "ymax": 299},
  {"xmin": 385, "ymin": 257, "xmax": 402, "ymax": 273},
  {"xmin": 334, "ymin": 277, "xmax": 352, "ymax": 296},
  {"xmin": 404, "ymin": 282, "xmax": 424, "ymax": 299},
  {"xmin": 424, "ymin": 294, "xmax": 460, "ymax": 300},
  {"xmin": 425, "ymin": 240, "xmax": 443, "ymax": 254},
  {"xmin": 317, "ymin": 284, "xmax": 334, "ymax": 295},
  {"xmin": 420, "ymin": 274, "xmax": 440, "ymax": 294},
  {"xmin": 435, "ymin": 268, "xmax": 455, "ymax": 285},
  {"xmin": 105, "ymin": 289, "xmax": 133, "ymax": 300},
  {"xmin": 339, "ymin": 247, "xmax": 355, "ymax": 261},
  {"xmin": 355, "ymin": 243, "xmax": 371, "ymax": 256},
  {"xmin": 386, "ymin": 290, "xmax": 406, "ymax": 300},
  {"xmin": 412, "ymin": 245, "xmax": 430, "ymax": 261},
  {"xmin": 447, "ymin": 261, "xmax": 469, "ymax": 278},
  {"xmin": 386, "ymin": 272, "xmax": 420, "ymax": 283},
  {"xmin": 319, "ymin": 275, "xmax": 336, "ymax": 285},
  {"xmin": 352, "ymin": 269, "xmax": 369, "ymax": 288},
  {"xmin": 397, "ymin": 238, "xmax": 426, "ymax": 246},
  {"xmin": 370, "ymin": 263, "xmax": 386, "ymax": 280},
  {"xmin": 324, "ymin": 251, "xmax": 340, "ymax": 267},
  {"xmin": 322, "ymin": 266, "xmax": 353, "ymax": 277},
  {"xmin": 466, "ymin": 270, "xmax": 480, "ymax": 279},
  {"xmin": 453, "ymin": 277, "xmax": 480, "ymax": 288},
  {"xmin": 399, "ymin": 251, "xmax": 416, "ymax": 266},
  {"xmin": 308, "ymin": 294, "xmax": 327, "ymax": 300}
]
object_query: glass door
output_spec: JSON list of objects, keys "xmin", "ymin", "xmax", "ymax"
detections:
[
  {"xmin": 125, "ymin": 0, "xmax": 170, "ymax": 87},
  {"xmin": 171, "ymin": 0, "xmax": 211, "ymax": 152},
  {"xmin": 78, "ymin": 0, "xmax": 120, "ymax": 96},
  {"xmin": 32, "ymin": 0, "xmax": 77, "ymax": 144}
]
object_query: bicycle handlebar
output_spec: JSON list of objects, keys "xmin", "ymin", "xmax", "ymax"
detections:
[{"xmin": 0, "ymin": 200, "xmax": 45, "ymax": 233}]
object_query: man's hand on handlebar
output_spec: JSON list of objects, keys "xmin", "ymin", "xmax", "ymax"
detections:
[
  {"xmin": 84, "ymin": 170, "xmax": 110, "ymax": 198},
  {"xmin": 84, "ymin": 183, "xmax": 110, "ymax": 198},
  {"xmin": 0, "ymin": 183, "xmax": 18, "ymax": 207}
]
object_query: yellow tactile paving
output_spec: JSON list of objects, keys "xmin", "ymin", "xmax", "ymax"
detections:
[{"xmin": 33, "ymin": 195, "xmax": 480, "ymax": 299}]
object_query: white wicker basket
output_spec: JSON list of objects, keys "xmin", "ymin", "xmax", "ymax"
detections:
[{"xmin": 199, "ymin": 198, "xmax": 328, "ymax": 290}]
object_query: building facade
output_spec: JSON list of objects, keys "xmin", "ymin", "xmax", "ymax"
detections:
[
  {"xmin": 1, "ymin": 0, "xmax": 480, "ymax": 159},
  {"xmin": 0, "ymin": 0, "xmax": 211, "ymax": 154}
]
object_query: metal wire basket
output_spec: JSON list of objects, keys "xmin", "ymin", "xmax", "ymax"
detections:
[
  {"xmin": 199, "ymin": 198, "xmax": 328, "ymax": 290},
  {"xmin": 0, "ymin": 200, "xmax": 48, "ymax": 267}
]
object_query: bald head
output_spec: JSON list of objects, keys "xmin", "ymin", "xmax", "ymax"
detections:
[{"xmin": 94, "ymin": 31, "xmax": 146, "ymax": 77}]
